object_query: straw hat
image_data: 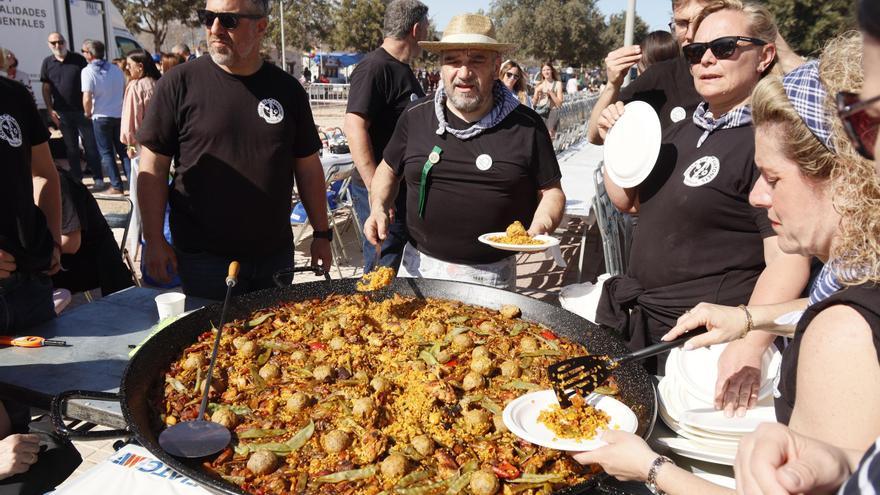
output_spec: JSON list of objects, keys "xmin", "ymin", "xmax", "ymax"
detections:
[{"xmin": 419, "ymin": 14, "xmax": 515, "ymax": 53}]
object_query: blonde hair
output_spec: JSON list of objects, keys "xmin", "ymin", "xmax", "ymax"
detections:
[
  {"xmin": 499, "ymin": 60, "xmax": 528, "ymax": 105},
  {"xmin": 692, "ymin": 0, "xmax": 779, "ymax": 75},
  {"xmin": 751, "ymin": 31, "xmax": 880, "ymax": 285}
]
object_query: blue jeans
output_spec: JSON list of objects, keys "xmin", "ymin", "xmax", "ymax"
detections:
[
  {"xmin": 58, "ymin": 110, "xmax": 102, "ymax": 182},
  {"xmin": 350, "ymin": 181, "xmax": 409, "ymax": 273},
  {"xmin": 0, "ymin": 274, "xmax": 55, "ymax": 332},
  {"xmin": 92, "ymin": 117, "xmax": 130, "ymax": 190},
  {"xmin": 174, "ymin": 245, "xmax": 295, "ymax": 301}
]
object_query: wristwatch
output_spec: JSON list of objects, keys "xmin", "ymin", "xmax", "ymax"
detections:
[
  {"xmin": 313, "ymin": 229, "xmax": 333, "ymax": 241},
  {"xmin": 646, "ymin": 455, "xmax": 674, "ymax": 495}
]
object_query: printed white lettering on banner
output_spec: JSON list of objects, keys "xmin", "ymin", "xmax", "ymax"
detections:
[{"xmin": 110, "ymin": 451, "xmax": 201, "ymax": 487}]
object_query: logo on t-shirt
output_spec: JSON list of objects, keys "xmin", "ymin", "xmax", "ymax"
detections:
[
  {"xmin": 683, "ymin": 156, "xmax": 720, "ymax": 187},
  {"xmin": 670, "ymin": 106, "xmax": 687, "ymax": 123},
  {"xmin": 257, "ymin": 99, "xmax": 284, "ymax": 124},
  {"xmin": 410, "ymin": 93, "xmax": 419, "ymax": 102},
  {"xmin": 0, "ymin": 114, "xmax": 22, "ymax": 148},
  {"xmin": 475, "ymin": 154, "xmax": 493, "ymax": 171}
]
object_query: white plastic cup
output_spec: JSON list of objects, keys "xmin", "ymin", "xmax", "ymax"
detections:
[{"xmin": 155, "ymin": 292, "xmax": 186, "ymax": 321}]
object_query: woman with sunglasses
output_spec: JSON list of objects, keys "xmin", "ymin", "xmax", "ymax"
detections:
[
  {"xmin": 499, "ymin": 60, "xmax": 531, "ymax": 108},
  {"xmin": 595, "ymin": 0, "xmax": 811, "ymax": 414},
  {"xmin": 1, "ymin": 50, "xmax": 34, "ymax": 100},
  {"xmin": 570, "ymin": 30, "xmax": 880, "ymax": 495}
]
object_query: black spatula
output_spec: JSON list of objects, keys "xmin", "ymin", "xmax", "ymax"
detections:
[{"xmin": 548, "ymin": 327, "xmax": 708, "ymax": 408}]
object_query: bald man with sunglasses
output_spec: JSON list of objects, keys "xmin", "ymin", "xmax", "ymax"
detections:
[{"xmin": 136, "ymin": 0, "xmax": 332, "ymax": 300}]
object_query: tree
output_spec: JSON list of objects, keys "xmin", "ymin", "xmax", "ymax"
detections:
[
  {"xmin": 110, "ymin": 0, "xmax": 201, "ymax": 53},
  {"xmin": 601, "ymin": 11, "xmax": 650, "ymax": 53},
  {"xmin": 329, "ymin": 0, "xmax": 387, "ymax": 52},
  {"xmin": 490, "ymin": 0, "xmax": 607, "ymax": 67},
  {"xmin": 764, "ymin": 0, "xmax": 856, "ymax": 56},
  {"xmin": 264, "ymin": 0, "xmax": 332, "ymax": 56}
]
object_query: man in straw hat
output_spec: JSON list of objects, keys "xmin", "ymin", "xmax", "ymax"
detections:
[{"xmin": 364, "ymin": 13, "xmax": 565, "ymax": 289}]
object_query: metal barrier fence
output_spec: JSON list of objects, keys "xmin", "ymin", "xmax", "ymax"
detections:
[
  {"xmin": 553, "ymin": 91, "xmax": 599, "ymax": 153},
  {"xmin": 307, "ymin": 83, "xmax": 351, "ymax": 106},
  {"xmin": 305, "ymin": 83, "xmax": 598, "ymax": 152}
]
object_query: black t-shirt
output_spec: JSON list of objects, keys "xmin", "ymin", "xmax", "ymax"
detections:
[
  {"xmin": 628, "ymin": 120, "xmax": 774, "ymax": 298},
  {"xmin": 775, "ymin": 283, "xmax": 880, "ymax": 425},
  {"xmin": 137, "ymin": 56, "xmax": 322, "ymax": 257},
  {"xmin": 346, "ymin": 47, "xmax": 425, "ymax": 186},
  {"xmin": 383, "ymin": 99, "xmax": 561, "ymax": 264},
  {"xmin": 40, "ymin": 52, "xmax": 88, "ymax": 112},
  {"xmin": 0, "ymin": 78, "xmax": 53, "ymax": 274},
  {"xmin": 620, "ymin": 56, "xmax": 701, "ymax": 130}
]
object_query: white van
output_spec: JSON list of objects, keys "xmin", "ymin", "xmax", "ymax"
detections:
[{"xmin": 0, "ymin": 0, "xmax": 143, "ymax": 109}]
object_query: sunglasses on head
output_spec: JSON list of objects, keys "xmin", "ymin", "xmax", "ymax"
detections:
[
  {"xmin": 837, "ymin": 91, "xmax": 880, "ymax": 160},
  {"xmin": 682, "ymin": 36, "xmax": 767, "ymax": 64},
  {"xmin": 196, "ymin": 9, "xmax": 263, "ymax": 30},
  {"xmin": 504, "ymin": 71, "xmax": 520, "ymax": 80},
  {"xmin": 49, "ymin": 40, "xmax": 64, "ymax": 46}
]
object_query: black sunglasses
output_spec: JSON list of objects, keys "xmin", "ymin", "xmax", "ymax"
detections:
[
  {"xmin": 49, "ymin": 40, "xmax": 65, "ymax": 46},
  {"xmin": 196, "ymin": 9, "xmax": 264, "ymax": 30},
  {"xmin": 504, "ymin": 72, "xmax": 520, "ymax": 80},
  {"xmin": 682, "ymin": 36, "xmax": 767, "ymax": 64},
  {"xmin": 837, "ymin": 91, "xmax": 880, "ymax": 160}
]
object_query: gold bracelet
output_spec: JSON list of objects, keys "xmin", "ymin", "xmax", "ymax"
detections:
[{"xmin": 737, "ymin": 304, "xmax": 753, "ymax": 339}]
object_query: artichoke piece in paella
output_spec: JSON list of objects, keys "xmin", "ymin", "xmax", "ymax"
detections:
[{"xmin": 158, "ymin": 294, "xmax": 616, "ymax": 494}]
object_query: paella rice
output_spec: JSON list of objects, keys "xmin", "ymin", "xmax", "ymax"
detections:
[
  {"xmin": 356, "ymin": 266, "xmax": 396, "ymax": 292},
  {"xmin": 537, "ymin": 395, "xmax": 611, "ymax": 441},
  {"xmin": 157, "ymin": 294, "xmax": 617, "ymax": 494},
  {"xmin": 488, "ymin": 221, "xmax": 545, "ymax": 246}
]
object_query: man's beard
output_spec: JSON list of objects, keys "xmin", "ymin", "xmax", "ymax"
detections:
[
  {"xmin": 209, "ymin": 41, "xmax": 235, "ymax": 66},
  {"xmin": 447, "ymin": 79, "xmax": 486, "ymax": 113},
  {"xmin": 53, "ymin": 47, "xmax": 68, "ymax": 58}
]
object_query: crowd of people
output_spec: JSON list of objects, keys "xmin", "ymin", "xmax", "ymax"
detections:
[{"xmin": 1, "ymin": 0, "xmax": 880, "ymax": 492}]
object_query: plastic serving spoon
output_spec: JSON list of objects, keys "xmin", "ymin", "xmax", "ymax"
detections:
[{"xmin": 159, "ymin": 261, "xmax": 239, "ymax": 458}]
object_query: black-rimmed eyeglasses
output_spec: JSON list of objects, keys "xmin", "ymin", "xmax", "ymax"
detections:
[
  {"xmin": 681, "ymin": 36, "xmax": 767, "ymax": 64},
  {"xmin": 837, "ymin": 91, "xmax": 880, "ymax": 160},
  {"xmin": 196, "ymin": 9, "xmax": 264, "ymax": 30}
]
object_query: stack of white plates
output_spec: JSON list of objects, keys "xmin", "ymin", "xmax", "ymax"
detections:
[{"xmin": 656, "ymin": 344, "xmax": 781, "ymax": 466}]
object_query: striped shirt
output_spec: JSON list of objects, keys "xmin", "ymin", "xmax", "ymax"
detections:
[{"xmin": 839, "ymin": 437, "xmax": 880, "ymax": 495}]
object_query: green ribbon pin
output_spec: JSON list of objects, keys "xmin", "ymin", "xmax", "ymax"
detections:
[{"xmin": 418, "ymin": 145, "xmax": 443, "ymax": 218}]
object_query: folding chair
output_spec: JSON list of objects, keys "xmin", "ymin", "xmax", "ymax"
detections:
[
  {"xmin": 591, "ymin": 165, "xmax": 635, "ymax": 276},
  {"xmin": 93, "ymin": 195, "xmax": 141, "ymax": 291},
  {"xmin": 290, "ymin": 162, "xmax": 356, "ymax": 277}
]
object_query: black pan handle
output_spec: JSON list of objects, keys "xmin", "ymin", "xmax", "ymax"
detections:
[
  {"xmin": 272, "ymin": 266, "xmax": 331, "ymax": 287},
  {"xmin": 616, "ymin": 327, "xmax": 709, "ymax": 366},
  {"xmin": 51, "ymin": 390, "xmax": 130, "ymax": 439}
]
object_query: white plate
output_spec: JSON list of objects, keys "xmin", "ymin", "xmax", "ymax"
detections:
[
  {"xmin": 672, "ymin": 345, "xmax": 781, "ymax": 404},
  {"xmin": 502, "ymin": 390, "xmax": 638, "ymax": 451},
  {"xmin": 656, "ymin": 437, "xmax": 737, "ymax": 466},
  {"xmin": 478, "ymin": 232, "xmax": 560, "ymax": 252},
  {"xmin": 681, "ymin": 406, "xmax": 777, "ymax": 434},
  {"xmin": 603, "ymin": 100, "xmax": 662, "ymax": 188}
]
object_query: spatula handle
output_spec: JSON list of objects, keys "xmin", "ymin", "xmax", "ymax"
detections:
[{"xmin": 616, "ymin": 327, "xmax": 708, "ymax": 366}]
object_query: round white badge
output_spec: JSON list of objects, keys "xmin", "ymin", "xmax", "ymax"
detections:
[
  {"xmin": 428, "ymin": 151, "xmax": 441, "ymax": 164},
  {"xmin": 670, "ymin": 106, "xmax": 687, "ymax": 123},
  {"xmin": 475, "ymin": 154, "xmax": 493, "ymax": 171},
  {"xmin": 683, "ymin": 156, "xmax": 720, "ymax": 187},
  {"xmin": 0, "ymin": 114, "xmax": 22, "ymax": 148},
  {"xmin": 257, "ymin": 98, "xmax": 284, "ymax": 124},
  {"xmin": 410, "ymin": 93, "xmax": 419, "ymax": 102}
]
